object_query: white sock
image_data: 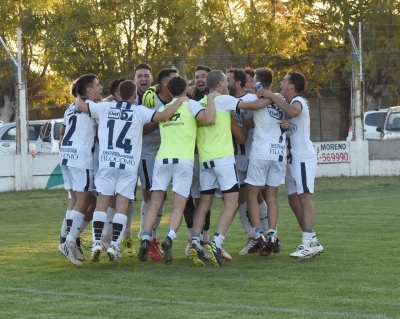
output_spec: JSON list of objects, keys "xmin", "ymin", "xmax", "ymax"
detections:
[
  {"xmin": 213, "ymin": 233, "xmax": 225, "ymax": 248},
  {"xmin": 166, "ymin": 229, "xmax": 177, "ymax": 241},
  {"xmin": 238, "ymin": 203, "xmax": 252, "ymax": 235},
  {"xmin": 302, "ymin": 231, "xmax": 313, "ymax": 244},
  {"xmin": 111, "ymin": 213, "xmax": 128, "ymax": 246},
  {"xmin": 92, "ymin": 211, "xmax": 107, "ymax": 243},
  {"xmin": 67, "ymin": 210, "xmax": 84, "ymax": 242}
]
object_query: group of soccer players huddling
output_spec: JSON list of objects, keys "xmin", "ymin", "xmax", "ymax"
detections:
[{"xmin": 58, "ymin": 63, "xmax": 324, "ymax": 268}]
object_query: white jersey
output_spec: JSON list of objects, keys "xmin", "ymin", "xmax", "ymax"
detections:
[
  {"xmin": 59, "ymin": 102, "xmax": 97, "ymax": 169},
  {"xmin": 286, "ymin": 96, "xmax": 316, "ymax": 163},
  {"xmin": 249, "ymin": 93, "xmax": 287, "ymax": 162},
  {"xmin": 87, "ymin": 100, "xmax": 155, "ymax": 172},
  {"xmin": 141, "ymin": 95, "xmax": 168, "ymax": 159},
  {"xmin": 232, "ymin": 92, "xmax": 257, "ymax": 156}
]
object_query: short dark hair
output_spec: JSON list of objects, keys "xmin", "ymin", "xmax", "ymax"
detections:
[
  {"xmin": 288, "ymin": 72, "xmax": 306, "ymax": 93},
  {"xmin": 206, "ymin": 70, "xmax": 225, "ymax": 90},
  {"xmin": 119, "ymin": 80, "xmax": 137, "ymax": 101},
  {"xmin": 109, "ymin": 77, "xmax": 126, "ymax": 96},
  {"xmin": 71, "ymin": 82, "xmax": 77, "ymax": 97},
  {"xmin": 254, "ymin": 68, "xmax": 273, "ymax": 88},
  {"xmin": 167, "ymin": 76, "xmax": 187, "ymax": 97},
  {"xmin": 244, "ymin": 66, "xmax": 254, "ymax": 77},
  {"xmin": 227, "ymin": 68, "xmax": 247, "ymax": 88},
  {"xmin": 157, "ymin": 68, "xmax": 178, "ymax": 84},
  {"xmin": 134, "ymin": 63, "xmax": 152, "ymax": 73},
  {"xmin": 74, "ymin": 74, "xmax": 98, "ymax": 97},
  {"xmin": 195, "ymin": 65, "xmax": 211, "ymax": 73}
]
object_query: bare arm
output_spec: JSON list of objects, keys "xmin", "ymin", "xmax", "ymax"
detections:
[
  {"xmin": 238, "ymin": 98, "xmax": 272, "ymax": 110},
  {"xmin": 231, "ymin": 114, "xmax": 246, "ymax": 144},
  {"xmin": 75, "ymin": 96, "xmax": 89, "ymax": 113},
  {"xmin": 58, "ymin": 124, "xmax": 66, "ymax": 148},
  {"xmin": 195, "ymin": 94, "xmax": 216, "ymax": 125},
  {"xmin": 143, "ymin": 122, "xmax": 159, "ymax": 135},
  {"xmin": 258, "ymin": 89, "xmax": 301, "ymax": 118},
  {"xmin": 152, "ymin": 96, "xmax": 187, "ymax": 122}
]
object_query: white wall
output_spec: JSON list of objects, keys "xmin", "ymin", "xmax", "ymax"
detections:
[{"xmin": 0, "ymin": 140, "xmax": 399, "ymax": 193}]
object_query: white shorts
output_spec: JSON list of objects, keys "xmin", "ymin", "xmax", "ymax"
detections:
[
  {"xmin": 285, "ymin": 161, "xmax": 317, "ymax": 195},
  {"xmin": 138, "ymin": 158, "xmax": 155, "ymax": 190},
  {"xmin": 235, "ymin": 155, "xmax": 249, "ymax": 185},
  {"xmin": 245, "ymin": 159, "xmax": 286, "ymax": 187},
  {"xmin": 95, "ymin": 167, "xmax": 137, "ymax": 200},
  {"xmin": 61, "ymin": 165, "xmax": 94, "ymax": 192},
  {"xmin": 200, "ymin": 156, "xmax": 238, "ymax": 192},
  {"xmin": 151, "ymin": 160, "xmax": 193, "ymax": 198}
]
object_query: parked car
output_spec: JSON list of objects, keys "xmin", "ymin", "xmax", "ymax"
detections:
[
  {"xmin": 0, "ymin": 120, "xmax": 46, "ymax": 154},
  {"xmin": 347, "ymin": 108, "xmax": 389, "ymax": 140},
  {"xmin": 376, "ymin": 106, "xmax": 400, "ymax": 140},
  {"xmin": 35, "ymin": 118, "xmax": 63, "ymax": 153}
]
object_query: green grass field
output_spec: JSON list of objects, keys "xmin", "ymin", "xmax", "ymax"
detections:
[{"xmin": 1, "ymin": 176, "xmax": 399, "ymax": 319}]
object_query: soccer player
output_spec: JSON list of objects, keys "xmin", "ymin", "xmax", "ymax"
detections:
[
  {"xmin": 190, "ymin": 70, "xmax": 271, "ymax": 268},
  {"xmin": 244, "ymin": 67, "xmax": 287, "ymax": 256},
  {"xmin": 259, "ymin": 72, "xmax": 324, "ymax": 259},
  {"xmin": 138, "ymin": 68, "xmax": 178, "ymax": 261},
  {"xmin": 137, "ymin": 75, "xmax": 216, "ymax": 264},
  {"xmin": 226, "ymin": 68, "xmax": 270, "ymax": 255},
  {"xmin": 75, "ymin": 80, "xmax": 184, "ymax": 263},
  {"xmin": 244, "ymin": 66, "xmax": 255, "ymax": 94},
  {"xmin": 58, "ymin": 74, "xmax": 100, "ymax": 266},
  {"xmin": 134, "ymin": 63, "xmax": 153, "ymax": 105}
]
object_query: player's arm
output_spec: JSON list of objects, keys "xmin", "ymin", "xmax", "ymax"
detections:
[
  {"xmin": 237, "ymin": 97, "xmax": 272, "ymax": 110},
  {"xmin": 75, "ymin": 96, "xmax": 89, "ymax": 113},
  {"xmin": 230, "ymin": 114, "xmax": 246, "ymax": 144},
  {"xmin": 58, "ymin": 124, "xmax": 66, "ymax": 148},
  {"xmin": 143, "ymin": 122, "xmax": 159, "ymax": 135},
  {"xmin": 258, "ymin": 89, "xmax": 301, "ymax": 118},
  {"xmin": 194, "ymin": 95, "xmax": 216, "ymax": 125},
  {"xmin": 152, "ymin": 96, "xmax": 187, "ymax": 122}
]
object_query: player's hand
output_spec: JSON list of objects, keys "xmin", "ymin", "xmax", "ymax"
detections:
[
  {"xmin": 207, "ymin": 91, "xmax": 220, "ymax": 99},
  {"xmin": 279, "ymin": 119, "xmax": 290, "ymax": 130},
  {"xmin": 257, "ymin": 89, "xmax": 272, "ymax": 99},
  {"xmin": 187, "ymin": 86, "xmax": 196, "ymax": 98}
]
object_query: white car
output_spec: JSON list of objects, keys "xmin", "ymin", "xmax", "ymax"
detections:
[
  {"xmin": 376, "ymin": 106, "xmax": 400, "ymax": 140},
  {"xmin": 0, "ymin": 120, "xmax": 47, "ymax": 154},
  {"xmin": 347, "ymin": 108, "xmax": 388, "ymax": 140},
  {"xmin": 35, "ymin": 118, "xmax": 64, "ymax": 153}
]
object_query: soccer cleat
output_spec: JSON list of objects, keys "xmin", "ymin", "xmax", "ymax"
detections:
[
  {"xmin": 310, "ymin": 240, "xmax": 324, "ymax": 256},
  {"xmin": 138, "ymin": 239, "xmax": 150, "ymax": 262},
  {"xmin": 273, "ymin": 240, "xmax": 282, "ymax": 254},
  {"xmin": 201, "ymin": 241, "xmax": 211, "ymax": 260},
  {"xmin": 90, "ymin": 242, "xmax": 103, "ymax": 262},
  {"xmin": 107, "ymin": 244, "xmax": 122, "ymax": 262},
  {"xmin": 221, "ymin": 246, "xmax": 232, "ymax": 261},
  {"xmin": 189, "ymin": 242, "xmax": 206, "ymax": 267},
  {"xmin": 122, "ymin": 237, "xmax": 136, "ymax": 257},
  {"xmin": 247, "ymin": 234, "xmax": 266, "ymax": 254},
  {"xmin": 58, "ymin": 242, "xmax": 82, "ymax": 267},
  {"xmin": 161, "ymin": 237, "xmax": 173, "ymax": 265},
  {"xmin": 290, "ymin": 243, "xmax": 315, "ymax": 259},
  {"xmin": 239, "ymin": 237, "xmax": 253, "ymax": 255},
  {"xmin": 185, "ymin": 240, "xmax": 191, "ymax": 257},
  {"xmin": 206, "ymin": 241, "xmax": 222, "ymax": 268},
  {"xmin": 75, "ymin": 238, "xmax": 87, "ymax": 261},
  {"xmin": 260, "ymin": 232, "xmax": 278, "ymax": 257},
  {"xmin": 148, "ymin": 238, "xmax": 163, "ymax": 261}
]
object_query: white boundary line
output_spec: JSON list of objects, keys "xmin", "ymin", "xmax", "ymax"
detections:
[{"xmin": 0, "ymin": 286, "xmax": 394, "ymax": 319}]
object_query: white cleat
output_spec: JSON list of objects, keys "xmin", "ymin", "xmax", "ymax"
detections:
[
  {"xmin": 58, "ymin": 242, "xmax": 82, "ymax": 267},
  {"xmin": 107, "ymin": 244, "xmax": 122, "ymax": 263},
  {"xmin": 290, "ymin": 244, "xmax": 316, "ymax": 259},
  {"xmin": 90, "ymin": 242, "xmax": 103, "ymax": 262}
]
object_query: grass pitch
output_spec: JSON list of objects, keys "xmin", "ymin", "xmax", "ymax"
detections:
[{"xmin": 0, "ymin": 176, "xmax": 399, "ymax": 319}]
